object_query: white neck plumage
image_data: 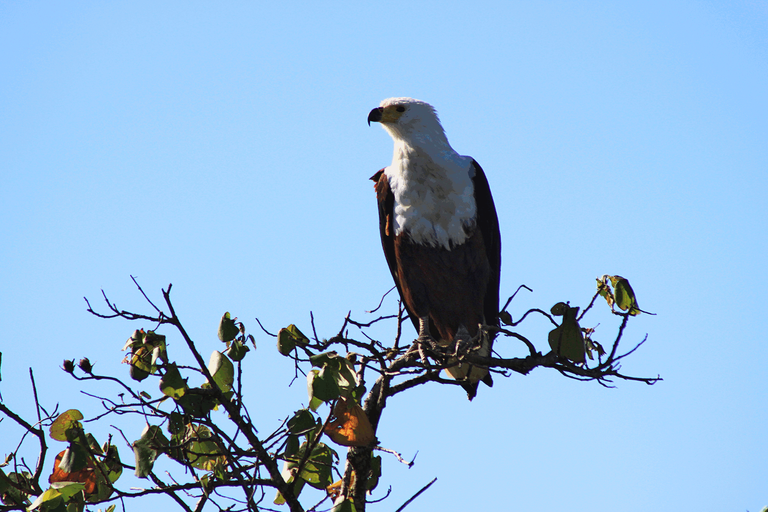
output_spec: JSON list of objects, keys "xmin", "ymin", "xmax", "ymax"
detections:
[{"xmin": 385, "ymin": 126, "xmax": 477, "ymax": 250}]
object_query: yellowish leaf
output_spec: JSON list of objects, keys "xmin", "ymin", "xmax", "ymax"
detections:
[{"xmin": 323, "ymin": 398, "xmax": 375, "ymax": 447}]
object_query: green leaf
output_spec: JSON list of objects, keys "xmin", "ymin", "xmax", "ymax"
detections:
[
  {"xmin": 309, "ymin": 352, "xmax": 357, "ymax": 398},
  {"xmin": 0, "ymin": 469, "xmax": 10, "ymax": 494},
  {"xmin": 287, "ymin": 409, "xmax": 317, "ymax": 436},
  {"xmin": 27, "ymin": 487, "xmax": 63, "ymax": 512},
  {"xmin": 49, "ymin": 481, "xmax": 86, "ymax": 500},
  {"xmin": 548, "ymin": 304, "xmax": 585, "ymax": 363},
  {"xmin": 70, "ymin": 497, "xmax": 87, "ymax": 510},
  {"xmin": 208, "ymin": 351, "xmax": 234, "ymax": 393},
  {"xmin": 611, "ymin": 276, "xmax": 641, "ymax": 315},
  {"xmin": 169, "ymin": 424, "xmax": 225, "ymax": 471},
  {"xmin": 126, "ymin": 331, "xmax": 166, "ymax": 381},
  {"xmin": 58, "ymin": 444, "xmax": 88, "ymax": 474},
  {"xmin": 307, "ymin": 368, "xmax": 340, "ymax": 404},
  {"xmin": 308, "ymin": 351, "xmax": 338, "ymax": 368},
  {"xmin": 144, "ymin": 331, "xmax": 167, "ymax": 364},
  {"xmin": 186, "ymin": 427, "xmax": 225, "ymax": 471},
  {"xmin": 367, "ymin": 455, "xmax": 381, "ymax": 491},
  {"xmin": 277, "ymin": 329, "xmax": 295, "ymax": 355},
  {"xmin": 307, "ymin": 370, "xmax": 320, "ymax": 405},
  {"xmin": 150, "ymin": 345, "xmax": 165, "ymax": 367},
  {"xmin": 288, "ymin": 409, "xmax": 317, "ymax": 435},
  {"xmin": 129, "ymin": 346, "xmax": 153, "ymax": 380},
  {"xmin": 101, "ymin": 444, "xmax": 122, "ymax": 484},
  {"xmin": 84, "ymin": 434, "xmax": 102, "ymax": 455},
  {"xmin": 308, "ymin": 395, "xmax": 323, "ymax": 412},
  {"xmin": 167, "ymin": 412, "xmax": 185, "ymax": 436},
  {"xmin": 550, "ymin": 302, "xmax": 568, "ymax": 316},
  {"xmin": 284, "ymin": 442, "xmax": 337, "ymax": 490},
  {"xmin": 330, "ymin": 497, "xmax": 357, "ymax": 512},
  {"xmin": 226, "ymin": 338, "xmax": 250, "ymax": 361},
  {"xmin": 213, "ymin": 463, "xmax": 227, "ymax": 481},
  {"xmin": 584, "ymin": 334, "xmax": 605, "ymax": 361},
  {"xmin": 277, "ymin": 324, "xmax": 309, "ymax": 356},
  {"xmin": 274, "ymin": 463, "xmax": 306, "ymax": 505},
  {"xmin": 284, "ymin": 435, "xmax": 300, "ymax": 459},
  {"xmin": 597, "ymin": 277, "xmax": 613, "ymax": 306},
  {"xmin": 49, "ymin": 410, "xmax": 84, "ymax": 442},
  {"xmin": 0, "ymin": 469, "xmax": 32, "ymax": 507},
  {"xmin": 132, "ymin": 425, "xmax": 168, "ymax": 478},
  {"xmin": 3, "ymin": 470, "xmax": 33, "ymax": 503},
  {"xmin": 159, "ymin": 363, "xmax": 187, "ymax": 399},
  {"xmin": 332, "ymin": 362, "xmax": 357, "ymax": 398},
  {"xmin": 175, "ymin": 392, "xmax": 216, "ymax": 419},
  {"xmin": 351, "ymin": 383, "xmax": 367, "ymax": 403},
  {"xmin": 122, "ymin": 329, "xmax": 145, "ymax": 351},
  {"xmin": 598, "ymin": 275, "xmax": 646, "ymax": 315},
  {"xmin": 218, "ymin": 312, "xmax": 239, "ymax": 343},
  {"xmin": 129, "ymin": 363, "xmax": 150, "ymax": 382}
]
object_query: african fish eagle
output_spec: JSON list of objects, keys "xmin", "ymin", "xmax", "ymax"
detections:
[{"xmin": 368, "ymin": 97, "xmax": 501, "ymax": 400}]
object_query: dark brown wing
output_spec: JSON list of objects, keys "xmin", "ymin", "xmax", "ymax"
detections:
[
  {"xmin": 371, "ymin": 170, "xmax": 420, "ymax": 333},
  {"xmin": 470, "ymin": 160, "xmax": 501, "ymax": 390},
  {"xmin": 470, "ymin": 160, "xmax": 501, "ymax": 330}
]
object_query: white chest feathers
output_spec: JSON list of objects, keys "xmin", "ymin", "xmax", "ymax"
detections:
[{"xmin": 387, "ymin": 149, "xmax": 477, "ymax": 249}]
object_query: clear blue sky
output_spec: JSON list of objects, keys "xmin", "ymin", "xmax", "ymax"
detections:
[{"xmin": 2, "ymin": 2, "xmax": 766, "ymax": 511}]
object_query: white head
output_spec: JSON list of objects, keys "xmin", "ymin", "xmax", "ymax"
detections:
[
  {"xmin": 368, "ymin": 97, "xmax": 450, "ymax": 148},
  {"xmin": 368, "ymin": 97, "xmax": 476, "ymax": 248}
]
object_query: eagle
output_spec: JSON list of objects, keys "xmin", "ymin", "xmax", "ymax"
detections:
[{"xmin": 368, "ymin": 97, "xmax": 501, "ymax": 399}]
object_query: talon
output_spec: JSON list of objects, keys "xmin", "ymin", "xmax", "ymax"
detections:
[
  {"xmin": 414, "ymin": 334, "xmax": 441, "ymax": 364},
  {"xmin": 417, "ymin": 340, "xmax": 429, "ymax": 365},
  {"xmin": 417, "ymin": 334, "xmax": 441, "ymax": 351},
  {"xmin": 453, "ymin": 325, "xmax": 473, "ymax": 356},
  {"xmin": 413, "ymin": 315, "xmax": 442, "ymax": 362}
]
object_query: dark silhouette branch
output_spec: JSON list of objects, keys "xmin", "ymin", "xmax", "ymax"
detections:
[{"xmin": 393, "ymin": 477, "xmax": 437, "ymax": 512}]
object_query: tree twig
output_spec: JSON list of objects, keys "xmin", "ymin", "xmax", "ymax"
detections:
[{"xmin": 393, "ymin": 477, "xmax": 437, "ymax": 512}]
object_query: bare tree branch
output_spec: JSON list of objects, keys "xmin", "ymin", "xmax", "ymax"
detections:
[
  {"xmin": 3, "ymin": 277, "xmax": 656, "ymax": 512},
  {"xmin": 393, "ymin": 477, "xmax": 437, "ymax": 512}
]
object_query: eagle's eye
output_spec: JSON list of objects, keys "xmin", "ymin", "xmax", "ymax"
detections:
[{"xmin": 396, "ymin": 106, "xmax": 406, "ymax": 112}]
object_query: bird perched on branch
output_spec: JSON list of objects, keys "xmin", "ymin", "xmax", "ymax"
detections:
[{"xmin": 368, "ymin": 97, "xmax": 501, "ymax": 399}]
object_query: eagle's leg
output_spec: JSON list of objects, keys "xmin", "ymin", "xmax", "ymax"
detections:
[{"xmin": 405, "ymin": 316, "xmax": 440, "ymax": 364}]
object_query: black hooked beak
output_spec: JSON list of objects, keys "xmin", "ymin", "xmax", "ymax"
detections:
[{"xmin": 367, "ymin": 107, "xmax": 383, "ymax": 126}]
